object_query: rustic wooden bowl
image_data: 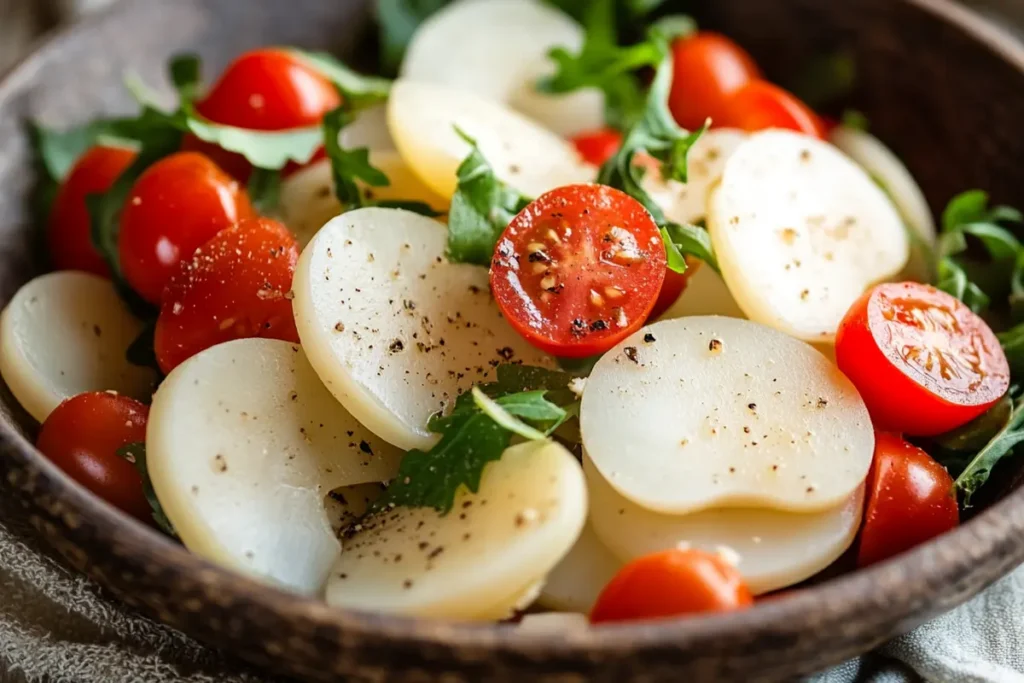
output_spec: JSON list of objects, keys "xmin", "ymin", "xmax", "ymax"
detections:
[{"xmin": 2, "ymin": 0, "xmax": 1024, "ymax": 680}]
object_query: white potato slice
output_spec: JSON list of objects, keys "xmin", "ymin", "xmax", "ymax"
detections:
[
  {"xmin": 709, "ymin": 130, "xmax": 909, "ymax": 343},
  {"xmin": 325, "ymin": 440, "xmax": 588, "ymax": 620},
  {"xmin": 658, "ymin": 266, "xmax": 746, "ymax": 321},
  {"xmin": 340, "ymin": 104, "xmax": 394, "ymax": 151},
  {"xmin": 585, "ymin": 458, "xmax": 863, "ymax": 594},
  {"xmin": 508, "ymin": 68, "xmax": 606, "ymax": 138},
  {"xmin": 324, "ymin": 482, "xmax": 387, "ymax": 535},
  {"xmin": 147, "ymin": 339, "xmax": 403, "ymax": 596},
  {"xmin": 387, "ymin": 80, "xmax": 595, "ymax": 199},
  {"xmin": 537, "ymin": 522, "xmax": 620, "ymax": 613},
  {"xmin": 518, "ymin": 613, "xmax": 589, "ymax": 633},
  {"xmin": 580, "ymin": 316, "xmax": 874, "ymax": 515},
  {"xmin": 293, "ymin": 207, "xmax": 550, "ymax": 451},
  {"xmin": 0, "ymin": 271, "xmax": 155, "ymax": 422}
]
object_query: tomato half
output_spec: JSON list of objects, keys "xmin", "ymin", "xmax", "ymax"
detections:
[
  {"xmin": 489, "ymin": 184, "xmax": 666, "ymax": 358},
  {"xmin": 590, "ymin": 548, "xmax": 753, "ymax": 624},
  {"xmin": 836, "ymin": 282, "xmax": 1009, "ymax": 436},
  {"xmin": 118, "ymin": 151, "xmax": 254, "ymax": 304},
  {"xmin": 719, "ymin": 80, "xmax": 826, "ymax": 138},
  {"xmin": 857, "ymin": 433, "xmax": 959, "ymax": 567},
  {"xmin": 36, "ymin": 392, "xmax": 151, "ymax": 523},
  {"xmin": 49, "ymin": 145, "xmax": 136, "ymax": 277},
  {"xmin": 668, "ymin": 32, "xmax": 761, "ymax": 131},
  {"xmin": 154, "ymin": 217, "xmax": 300, "ymax": 374},
  {"xmin": 571, "ymin": 128, "xmax": 623, "ymax": 167}
]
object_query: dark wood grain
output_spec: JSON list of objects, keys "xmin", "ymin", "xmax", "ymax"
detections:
[{"xmin": 1, "ymin": 0, "xmax": 1024, "ymax": 681}]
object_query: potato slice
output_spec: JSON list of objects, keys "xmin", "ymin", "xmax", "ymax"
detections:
[
  {"xmin": 292, "ymin": 207, "xmax": 550, "ymax": 451},
  {"xmin": 537, "ymin": 522, "xmax": 620, "ymax": 613},
  {"xmin": 585, "ymin": 457, "xmax": 863, "ymax": 594},
  {"xmin": 324, "ymin": 482, "xmax": 387, "ymax": 535},
  {"xmin": 657, "ymin": 266, "xmax": 746, "ymax": 321},
  {"xmin": 325, "ymin": 440, "xmax": 587, "ymax": 620},
  {"xmin": 709, "ymin": 130, "xmax": 909, "ymax": 343},
  {"xmin": 0, "ymin": 272, "xmax": 156, "ymax": 421},
  {"xmin": 147, "ymin": 339, "xmax": 403, "ymax": 595},
  {"xmin": 340, "ymin": 104, "xmax": 394, "ymax": 151},
  {"xmin": 580, "ymin": 316, "xmax": 874, "ymax": 515},
  {"xmin": 518, "ymin": 613, "xmax": 590, "ymax": 632},
  {"xmin": 387, "ymin": 80, "xmax": 594, "ymax": 200}
]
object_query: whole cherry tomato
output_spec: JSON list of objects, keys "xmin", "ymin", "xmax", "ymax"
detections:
[
  {"xmin": 154, "ymin": 217, "xmax": 300, "ymax": 374},
  {"xmin": 590, "ymin": 548, "xmax": 753, "ymax": 624},
  {"xmin": 718, "ymin": 80, "xmax": 826, "ymax": 138},
  {"xmin": 49, "ymin": 145, "xmax": 136, "ymax": 277},
  {"xmin": 118, "ymin": 152, "xmax": 254, "ymax": 304},
  {"xmin": 668, "ymin": 32, "xmax": 761, "ymax": 131},
  {"xmin": 836, "ymin": 282, "xmax": 1009, "ymax": 436},
  {"xmin": 571, "ymin": 128, "xmax": 623, "ymax": 167},
  {"xmin": 36, "ymin": 392, "xmax": 151, "ymax": 523},
  {"xmin": 857, "ymin": 433, "xmax": 959, "ymax": 567},
  {"xmin": 649, "ymin": 257, "xmax": 699, "ymax": 320}
]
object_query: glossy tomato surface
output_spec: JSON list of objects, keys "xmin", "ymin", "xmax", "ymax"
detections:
[
  {"xmin": 668, "ymin": 32, "xmax": 761, "ymax": 131},
  {"xmin": 836, "ymin": 282, "xmax": 1010, "ymax": 436},
  {"xmin": 49, "ymin": 145, "xmax": 136, "ymax": 277},
  {"xmin": 571, "ymin": 128, "xmax": 623, "ymax": 167},
  {"xmin": 490, "ymin": 184, "xmax": 666, "ymax": 358},
  {"xmin": 154, "ymin": 217, "xmax": 300, "ymax": 374},
  {"xmin": 857, "ymin": 432, "xmax": 959, "ymax": 567},
  {"xmin": 590, "ymin": 548, "xmax": 753, "ymax": 624},
  {"xmin": 36, "ymin": 392, "xmax": 151, "ymax": 523},
  {"xmin": 719, "ymin": 80, "xmax": 825, "ymax": 138},
  {"xmin": 118, "ymin": 151, "xmax": 254, "ymax": 304},
  {"xmin": 649, "ymin": 257, "xmax": 699, "ymax": 320}
]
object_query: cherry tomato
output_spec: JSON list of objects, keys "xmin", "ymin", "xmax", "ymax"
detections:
[
  {"xmin": 649, "ymin": 257, "xmax": 699, "ymax": 320},
  {"xmin": 719, "ymin": 80, "xmax": 826, "ymax": 138},
  {"xmin": 571, "ymin": 128, "xmax": 623, "ymax": 166},
  {"xmin": 48, "ymin": 145, "xmax": 136, "ymax": 277},
  {"xmin": 590, "ymin": 548, "xmax": 753, "ymax": 624},
  {"xmin": 36, "ymin": 392, "xmax": 151, "ymax": 523},
  {"xmin": 857, "ymin": 432, "xmax": 959, "ymax": 567},
  {"xmin": 154, "ymin": 217, "xmax": 300, "ymax": 374},
  {"xmin": 490, "ymin": 184, "xmax": 666, "ymax": 358},
  {"xmin": 118, "ymin": 152, "xmax": 254, "ymax": 304},
  {"xmin": 836, "ymin": 282, "xmax": 1010, "ymax": 436},
  {"xmin": 668, "ymin": 32, "xmax": 761, "ymax": 131}
]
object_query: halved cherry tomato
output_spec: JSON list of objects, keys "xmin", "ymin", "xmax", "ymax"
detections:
[
  {"xmin": 36, "ymin": 392, "xmax": 151, "ymax": 523},
  {"xmin": 857, "ymin": 432, "xmax": 959, "ymax": 567},
  {"xmin": 590, "ymin": 548, "xmax": 753, "ymax": 624},
  {"xmin": 154, "ymin": 217, "xmax": 300, "ymax": 374},
  {"xmin": 571, "ymin": 128, "xmax": 623, "ymax": 167},
  {"xmin": 118, "ymin": 151, "xmax": 254, "ymax": 304},
  {"xmin": 49, "ymin": 145, "xmax": 136, "ymax": 277},
  {"xmin": 649, "ymin": 257, "xmax": 699, "ymax": 320},
  {"xmin": 718, "ymin": 80, "xmax": 826, "ymax": 138},
  {"xmin": 836, "ymin": 282, "xmax": 1009, "ymax": 436},
  {"xmin": 489, "ymin": 184, "xmax": 666, "ymax": 358},
  {"xmin": 668, "ymin": 32, "xmax": 761, "ymax": 131}
]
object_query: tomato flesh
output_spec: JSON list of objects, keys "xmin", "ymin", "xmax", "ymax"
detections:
[
  {"xmin": 490, "ymin": 184, "xmax": 666, "ymax": 358},
  {"xmin": 590, "ymin": 548, "xmax": 753, "ymax": 624},
  {"xmin": 571, "ymin": 128, "xmax": 623, "ymax": 167},
  {"xmin": 36, "ymin": 392, "xmax": 151, "ymax": 523},
  {"xmin": 836, "ymin": 282, "xmax": 1009, "ymax": 436},
  {"xmin": 719, "ymin": 80, "xmax": 825, "ymax": 139},
  {"xmin": 857, "ymin": 432, "xmax": 959, "ymax": 567},
  {"xmin": 155, "ymin": 217, "xmax": 300, "ymax": 374},
  {"xmin": 668, "ymin": 32, "xmax": 761, "ymax": 131}
]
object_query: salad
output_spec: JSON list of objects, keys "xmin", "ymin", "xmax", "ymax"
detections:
[{"xmin": 5, "ymin": 0, "xmax": 1022, "ymax": 627}]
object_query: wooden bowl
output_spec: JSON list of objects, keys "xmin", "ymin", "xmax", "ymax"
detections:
[{"xmin": 2, "ymin": 0, "xmax": 1024, "ymax": 680}]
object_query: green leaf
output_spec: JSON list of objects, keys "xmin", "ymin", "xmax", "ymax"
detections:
[
  {"xmin": 787, "ymin": 51, "xmax": 856, "ymax": 109},
  {"xmin": 117, "ymin": 442, "xmax": 176, "ymax": 535},
  {"xmin": 125, "ymin": 318, "xmax": 162, "ymax": 375},
  {"xmin": 169, "ymin": 53, "xmax": 202, "ymax": 105},
  {"xmin": 661, "ymin": 222, "xmax": 718, "ymax": 274},
  {"xmin": 30, "ymin": 119, "xmax": 135, "ymax": 182},
  {"xmin": 375, "ymin": 0, "xmax": 451, "ymax": 75},
  {"xmin": 286, "ymin": 49, "xmax": 392, "ymax": 109},
  {"xmin": 954, "ymin": 396, "xmax": 1024, "ymax": 505},
  {"xmin": 942, "ymin": 190, "xmax": 991, "ymax": 232},
  {"xmin": 933, "ymin": 395, "xmax": 1014, "ymax": 454},
  {"xmin": 999, "ymin": 323, "xmax": 1024, "ymax": 378},
  {"xmin": 185, "ymin": 118, "xmax": 324, "ymax": 169},
  {"xmin": 321, "ymin": 105, "xmax": 390, "ymax": 210},
  {"xmin": 841, "ymin": 109, "xmax": 869, "ymax": 132},
  {"xmin": 247, "ymin": 167, "xmax": 282, "ymax": 216},
  {"xmin": 472, "ymin": 387, "xmax": 551, "ymax": 441},
  {"xmin": 936, "ymin": 257, "xmax": 990, "ymax": 314},
  {"xmin": 374, "ymin": 199, "xmax": 444, "ymax": 217}
]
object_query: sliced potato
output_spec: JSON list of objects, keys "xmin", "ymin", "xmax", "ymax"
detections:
[
  {"xmin": 0, "ymin": 272, "xmax": 155, "ymax": 422},
  {"xmin": 537, "ymin": 522, "xmax": 620, "ymax": 613},
  {"xmin": 580, "ymin": 316, "xmax": 874, "ymax": 515},
  {"xmin": 388, "ymin": 80, "xmax": 594, "ymax": 199},
  {"xmin": 147, "ymin": 339, "xmax": 403, "ymax": 595},
  {"xmin": 518, "ymin": 613, "xmax": 590, "ymax": 632},
  {"xmin": 709, "ymin": 130, "xmax": 909, "ymax": 343},
  {"xmin": 585, "ymin": 457, "xmax": 863, "ymax": 594},
  {"xmin": 292, "ymin": 207, "xmax": 550, "ymax": 451},
  {"xmin": 324, "ymin": 482, "xmax": 387, "ymax": 535},
  {"xmin": 325, "ymin": 440, "xmax": 588, "ymax": 620},
  {"xmin": 340, "ymin": 104, "xmax": 394, "ymax": 151},
  {"xmin": 658, "ymin": 266, "xmax": 746, "ymax": 321}
]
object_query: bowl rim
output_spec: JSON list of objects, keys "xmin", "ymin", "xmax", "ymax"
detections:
[{"xmin": 2, "ymin": 0, "xmax": 1024, "ymax": 668}]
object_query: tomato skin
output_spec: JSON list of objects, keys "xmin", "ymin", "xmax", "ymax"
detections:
[
  {"xmin": 36, "ymin": 392, "xmax": 151, "ymax": 523},
  {"xmin": 857, "ymin": 433, "xmax": 959, "ymax": 567},
  {"xmin": 49, "ymin": 145, "xmax": 136, "ymax": 277},
  {"xmin": 490, "ymin": 184, "xmax": 666, "ymax": 358},
  {"xmin": 719, "ymin": 80, "xmax": 826, "ymax": 138},
  {"xmin": 836, "ymin": 282, "xmax": 1009, "ymax": 436},
  {"xmin": 154, "ymin": 217, "xmax": 300, "ymax": 374},
  {"xmin": 118, "ymin": 152, "xmax": 254, "ymax": 304},
  {"xmin": 649, "ymin": 257, "xmax": 699, "ymax": 320},
  {"xmin": 571, "ymin": 128, "xmax": 623, "ymax": 167},
  {"xmin": 668, "ymin": 32, "xmax": 761, "ymax": 131},
  {"xmin": 590, "ymin": 548, "xmax": 753, "ymax": 624}
]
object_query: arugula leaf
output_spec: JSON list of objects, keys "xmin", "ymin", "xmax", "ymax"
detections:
[
  {"xmin": 375, "ymin": 0, "xmax": 450, "ymax": 75},
  {"xmin": 933, "ymin": 395, "xmax": 1014, "ymax": 455},
  {"xmin": 169, "ymin": 53, "xmax": 202, "ymax": 105},
  {"xmin": 471, "ymin": 388, "xmax": 551, "ymax": 440},
  {"xmin": 286, "ymin": 50, "xmax": 392, "ymax": 109},
  {"xmin": 661, "ymin": 221, "xmax": 718, "ymax": 273},
  {"xmin": 321, "ymin": 106, "xmax": 390, "ymax": 210},
  {"xmin": 999, "ymin": 323, "xmax": 1024, "ymax": 378},
  {"xmin": 936, "ymin": 257, "xmax": 990, "ymax": 314},
  {"xmin": 246, "ymin": 167, "xmax": 282, "ymax": 215},
  {"xmin": 117, "ymin": 442, "xmax": 176, "ymax": 535},
  {"xmin": 953, "ymin": 396, "xmax": 1024, "ymax": 506}
]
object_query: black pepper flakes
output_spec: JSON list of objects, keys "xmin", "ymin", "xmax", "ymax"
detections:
[
  {"xmin": 643, "ymin": 333, "xmax": 656, "ymax": 343},
  {"xmin": 623, "ymin": 346, "xmax": 639, "ymax": 364},
  {"xmin": 389, "ymin": 339, "xmax": 405, "ymax": 353}
]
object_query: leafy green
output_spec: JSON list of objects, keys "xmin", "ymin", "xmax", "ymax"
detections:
[
  {"xmin": 287, "ymin": 50, "xmax": 392, "ymax": 109},
  {"xmin": 322, "ymin": 106, "xmax": 390, "ymax": 209},
  {"xmin": 168, "ymin": 53, "xmax": 202, "ymax": 104},
  {"xmin": 933, "ymin": 396, "xmax": 1014, "ymax": 455},
  {"xmin": 999, "ymin": 323, "xmax": 1024, "ymax": 378},
  {"xmin": 246, "ymin": 167, "xmax": 282, "ymax": 215},
  {"xmin": 841, "ymin": 109, "xmax": 869, "ymax": 132},
  {"xmin": 117, "ymin": 442, "xmax": 176, "ymax": 535},
  {"xmin": 375, "ymin": 0, "xmax": 450, "ymax": 75},
  {"xmin": 471, "ymin": 388, "xmax": 554, "ymax": 440},
  {"xmin": 952, "ymin": 395, "xmax": 1024, "ymax": 506},
  {"xmin": 125, "ymin": 319, "xmax": 161, "ymax": 375},
  {"xmin": 661, "ymin": 221, "xmax": 718, "ymax": 273},
  {"xmin": 936, "ymin": 257, "xmax": 990, "ymax": 314}
]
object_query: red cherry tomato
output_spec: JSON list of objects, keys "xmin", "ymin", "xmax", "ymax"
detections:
[
  {"xmin": 118, "ymin": 152, "xmax": 254, "ymax": 304},
  {"xmin": 154, "ymin": 217, "xmax": 300, "ymax": 374},
  {"xmin": 489, "ymin": 184, "xmax": 666, "ymax": 358},
  {"xmin": 857, "ymin": 433, "xmax": 959, "ymax": 567},
  {"xmin": 571, "ymin": 128, "xmax": 623, "ymax": 166},
  {"xmin": 649, "ymin": 257, "xmax": 699, "ymax": 320},
  {"xmin": 719, "ymin": 80, "xmax": 826, "ymax": 138},
  {"xmin": 48, "ymin": 145, "xmax": 136, "ymax": 277},
  {"xmin": 668, "ymin": 32, "xmax": 761, "ymax": 131},
  {"xmin": 36, "ymin": 392, "xmax": 151, "ymax": 523},
  {"xmin": 836, "ymin": 282, "xmax": 1009, "ymax": 436},
  {"xmin": 590, "ymin": 548, "xmax": 753, "ymax": 624}
]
